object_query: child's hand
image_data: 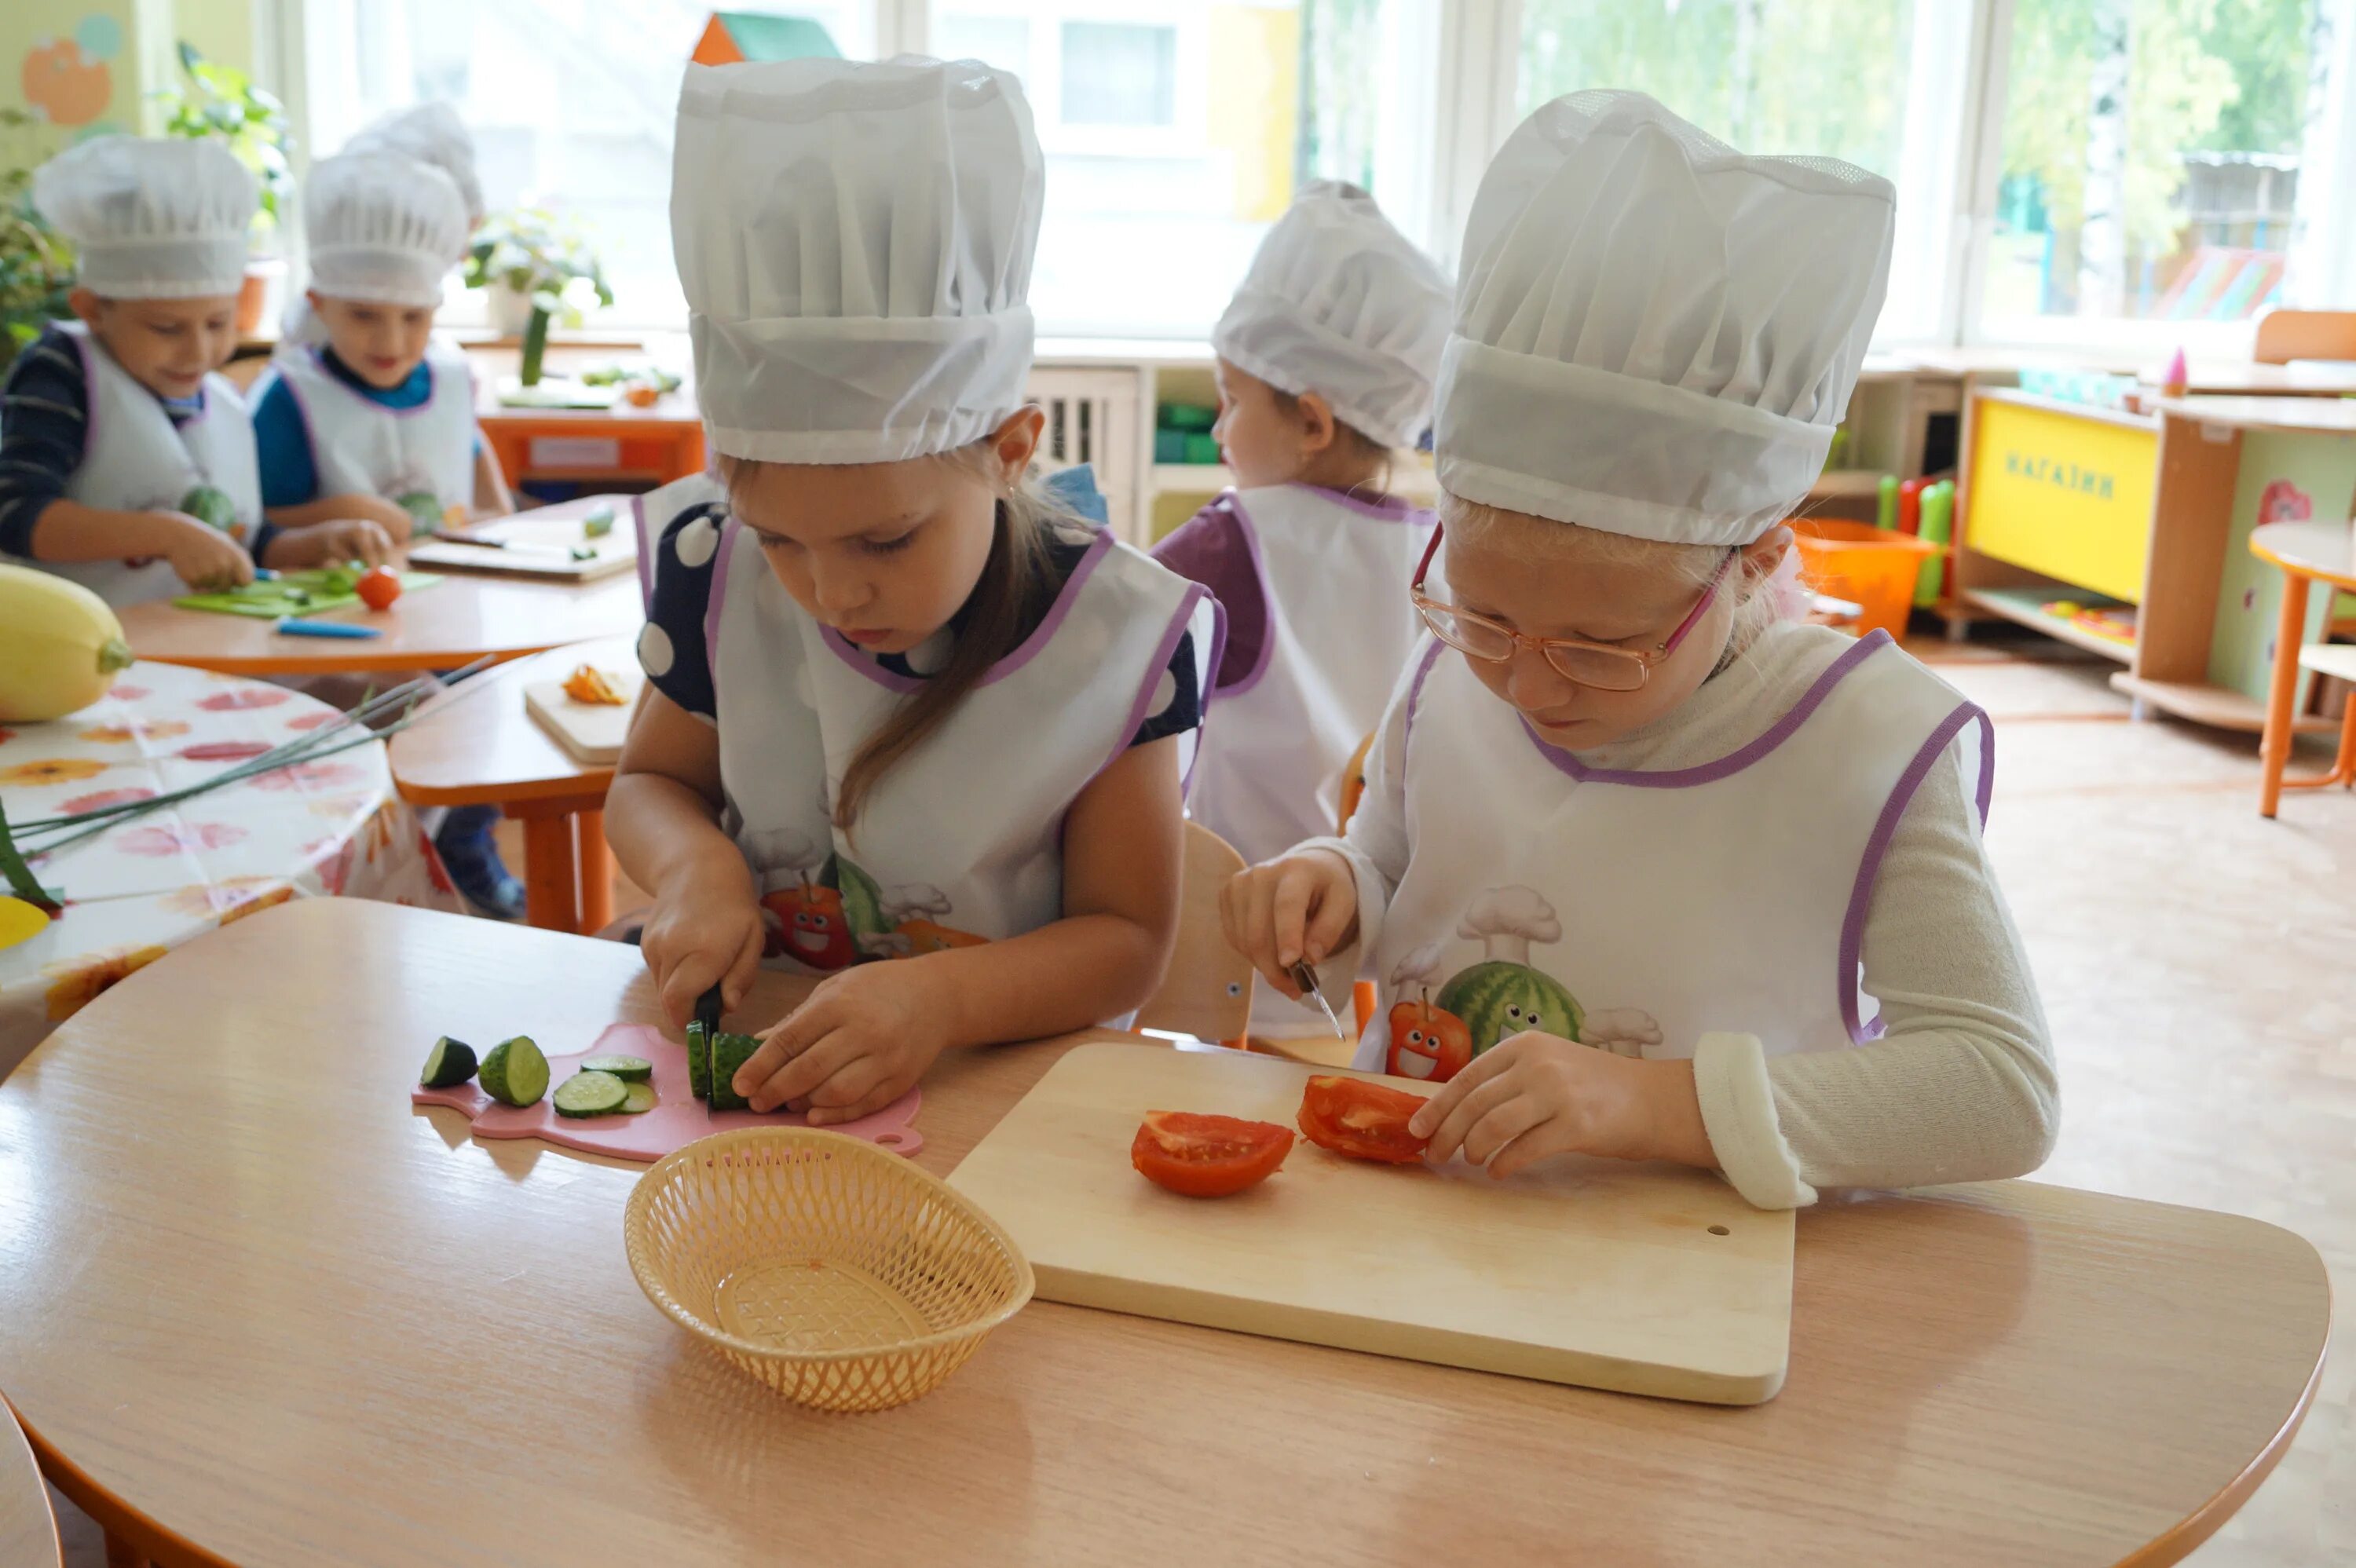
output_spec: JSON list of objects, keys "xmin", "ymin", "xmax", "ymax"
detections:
[
  {"xmin": 261, "ymin": 517, "xmax": 395, "ymax": 571},
  {"xmin": 1408, "ymin": 1032, "xmax": 1715, "ymax": 1177},
  {"xmin": 637, "ymin": 854, "xmax": 766, "ymax": 1026},
  {"xmin": 733, "ymin": 961, "xmax": 950, "ymax": 1124},
  {"xmin": 354, "ymin": 495, "xmax": 422, "ymax": 542},
  {"xmin": 1219, "ymin": 848, "xmax": 1359, "ymax": 998},
  {"xmin": 154, "ymin": 512, "xmax": 256, "ymax": 590}
]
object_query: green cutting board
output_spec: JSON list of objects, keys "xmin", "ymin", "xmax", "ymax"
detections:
[{"xmin": 174, "ymin": 569, "xmax": 440, "ymax": 619}]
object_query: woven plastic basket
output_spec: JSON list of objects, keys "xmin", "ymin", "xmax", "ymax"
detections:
[{"xmin": 624, "ymin": 1128, "xmax": 1034, "ymax": 1413}]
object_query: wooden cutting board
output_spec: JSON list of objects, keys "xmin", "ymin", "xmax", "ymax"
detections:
[
  {"xmin": 524, "ymin": 673, "xmax": 640, "ymax": 765},
  {"xmin": 947, "ymin": 1043, "xmax": 1793, "ymax": 1404},
  {"xmin": 408, "ymin": 510, "xmax": 638, "ymax": 583}
]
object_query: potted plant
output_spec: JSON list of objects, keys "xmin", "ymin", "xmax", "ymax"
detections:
[
  {"xmin": 0, "ymin": 109, "xmax": 76, "ymax": 372},
  {"xmin": 462, "ymin": 207, "xmax": 613, "ymax": 386},
  {"xmin": 155, "ymin": 42, "xmax": 293, "ymax": 335}
]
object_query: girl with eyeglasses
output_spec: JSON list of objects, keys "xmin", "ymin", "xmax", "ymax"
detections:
[{"xmin": 1220, "ymin": 92, "xmax": 2056, "ymax": 1211}]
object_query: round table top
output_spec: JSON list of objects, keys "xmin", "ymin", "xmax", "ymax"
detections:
[
  {"xmin": 0, "ymin": 1399, "xmax": 60, "ymax": 1568},
  {"xmin": 113, "ymin": 495, "xmax": 646, "ymax": 676},
  {"xmin": 388, "ymin": 635, "xmax": 636, "ymax": 807},
  {"xmin": 0, "ymin": 898, "xmax": 2329, "ymax": 1568},
  {"xmin": 2252, "ymin": 517, "xmax": 2356, "ymax": 591},
  {"xmin": 0, "ymin": 663, "xmax": 455, "ymax": 1077}
]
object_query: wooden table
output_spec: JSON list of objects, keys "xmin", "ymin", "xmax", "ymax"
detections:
[
  {"xmin": 0, "ymin": 901, "xmax": 2327, "ymax": 1568},
  {"xmin": 0, "ymin": 1398, "xmax": 61, "ymax": 1568},
  {"xmin": 2252, "ymin": 515, "xmax": 2356, "ymax": 816},
  {"xmin": 388, "ymin": 636, "xmax": 635, "ymax": 934},
  {"xmin": 114, "ymin": 498, "xmax": 644, "ymax": 677}
]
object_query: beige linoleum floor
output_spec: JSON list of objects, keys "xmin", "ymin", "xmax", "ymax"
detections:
[{"xmin": 51, "ymin": 630, "xmax": 2356, "ymax": 1566}]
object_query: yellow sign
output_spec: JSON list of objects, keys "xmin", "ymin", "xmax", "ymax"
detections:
[{"xmin": 1966, "ymin": 400, "xmax": 2158, "ymax": 604}]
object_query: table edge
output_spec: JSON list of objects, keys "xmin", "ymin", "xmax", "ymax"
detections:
[
  {"xmin": 2113, "ymin": 1337, "xmax": 2329, "ymax": 1568},
  {"xmin": 2249, "ymin": 527, "xmax": 2356, "ymax": 592}
]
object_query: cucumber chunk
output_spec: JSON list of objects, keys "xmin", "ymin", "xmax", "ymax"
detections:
[
  {"xmin": 419, "ymin": 1036, "xmax": 477, "ymax": 1088},
  {"xmin": 685, "ymin": 1021, "xmax": 711, "ymax": 1100},
  {"xmin": 554, "ymin": 1069, "xmax": 628, "ymax": 1118},
  {"xmin": 708, "ymin": 1033, "xmax": 761, "ymax": 1113},
  {"xmin": 620, "ymin": 1081, "xmax": 657, "ymax": 1114},
  {"xmin": 579, "ymin": 1054, "xmax": 652, "ymax": 1083},
  {"xmin": 477, "ymin": 1036, "xmax": 549, "ymax": 1107}
]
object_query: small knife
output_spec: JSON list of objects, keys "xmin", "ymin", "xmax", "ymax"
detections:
[
  {"xmin": 1291, "ymin": 959, "xmax": 1347, "ymax": 1040},
  {"xmin": 693, "ymin": 983, "xmax": 723, "ymax": 1124}
]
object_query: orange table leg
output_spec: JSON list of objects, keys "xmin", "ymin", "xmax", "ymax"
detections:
[
  {"xmin": 2259, "ymin": 572, "xmax": 2311, "ymax": 818},
  {"xmin": 576, "ymin": 810, "xmax": 614, "ymax": 936},
  {"xmin": 520, "ymin": 813, "xmax": 583, "ymax": 933}
]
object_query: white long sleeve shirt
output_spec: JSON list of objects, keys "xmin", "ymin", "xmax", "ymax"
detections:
[{"xmin": 1298, "ymin": 623, "xmax": 2058, "ymax": 1208}]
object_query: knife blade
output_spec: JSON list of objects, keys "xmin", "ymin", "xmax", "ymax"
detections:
[
  {"xmin": 1291, "ymin": 960, "xmax": 1347, "ymax": 1041},
  {"xmin": 693, "ymin": 983, "xmax": 723, "ymax": 1124}
]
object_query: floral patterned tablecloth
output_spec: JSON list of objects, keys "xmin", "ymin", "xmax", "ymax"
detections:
[{"xmin": 0, "ymin": 662, "xmax": 463, "ymax": 1076}]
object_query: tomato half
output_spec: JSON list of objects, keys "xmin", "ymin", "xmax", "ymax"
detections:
[
  {"xmin": 1297, "ymin": 1074, "xmax": 1431, "ymax": 1164},
  {"xmin": 1131, "ymin": 1111, "xmax": 1294, "ymax": 1197},
  {"xmin": 354, "ymin": 565, "xmax": 403, "ymax": 611}
]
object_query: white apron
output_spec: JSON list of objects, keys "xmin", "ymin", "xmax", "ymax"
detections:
[
  {"xmin": 1181, "ymin": 484, "xmax": 1433, "ymax": 1034},
  {"xmin": 1354, "ymin": 627, "xmax": 1992, "ymax": 1082},
  {"xmin": 261, "ymin": 340, "xmax": 476, "ymax": 510},
  {"xmin": 5, "ymin": 321, "xmax": 263, "ymax": 607},
  {"xmin": 669, "ymin": 476, "xmax": 1215, "ymax": 973}
]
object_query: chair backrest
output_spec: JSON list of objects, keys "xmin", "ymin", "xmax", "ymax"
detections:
[
  {"xmin": 1135, "ymin": 820, "xmax": 1253, "ymax": 1045},
  {"xmin": 2252, "ymin": 308, "xmax": 2356, "ymax": 365}
]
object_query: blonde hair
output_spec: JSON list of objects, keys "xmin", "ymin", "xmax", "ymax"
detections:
[
  {"xmin": 1439, "ymin": 491, "xmax": 1788, "ymax": 654},
  {"xmin": 719, "ymin": 438, "xmax": 1077, "ymax": 832}
]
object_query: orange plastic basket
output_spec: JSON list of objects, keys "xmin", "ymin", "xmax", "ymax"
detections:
[
  {"xmin": 1791, "ymin": 520, "xmax": 1941, "ymax": 638},
  {"xmin": 624, "ymin": 1128, "xmax": 1033, "ymax": 1413}
]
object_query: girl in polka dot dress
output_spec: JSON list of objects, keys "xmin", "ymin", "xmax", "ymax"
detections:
[{"xmin": 607, "ymin": 58, "xmax": 1218, "ymax": 1124}]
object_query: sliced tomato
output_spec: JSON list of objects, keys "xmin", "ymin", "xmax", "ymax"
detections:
[
  {"xmin": 1297, "ymin": 1074, "xmax": 1431, "ymax": 1164},
  {"xmin": 1131, "ymin": 1111, "xmax": 1294, "ymax": 1197}
]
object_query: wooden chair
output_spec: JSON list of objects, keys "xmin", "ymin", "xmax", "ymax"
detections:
[
  {"xmin": 1136, "ymin": 821, "xmax": 1253, "ymax": 1048},
  {"xmin": 2252, "ymin": 307, "xmax": 2356, "ymax": 365}
]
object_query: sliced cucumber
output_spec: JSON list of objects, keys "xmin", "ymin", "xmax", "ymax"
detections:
[
  {"xmin": 685, "ymin": 1021, "xmax": 711, "ymax": 1101},
  {"xmin": 708, "ymin": 1033, "xmax": 760, "ymax": 1113},
  {"xmin": 620, "ymin": 1081, "xmax": 657, "ymax": 1114},
  {"xmin": 477, "ymin": 1036, "xmax": 549, "ymax": 1107},
  {"xmin": 419, "ymin": 1035, "xmax": 477, "ymax": 1088},
  {"xmin": 554, "ymin": 1069, "xmax": 628, "ymax": 1118},
  {"xmin": 579, "ymin": 1054, "xmax": 652, "ymax": 1084}
]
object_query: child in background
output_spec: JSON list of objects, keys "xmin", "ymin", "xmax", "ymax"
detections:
[
  {"xmin": 281, "ymin": 102, "xmax": 486, "ymax": 349},
  {"xmin": 1154, "ymin": 180, "xmax": 1450, "ymax": 1040},
  {"xmin": 1224, "ymin": 92, "xmax": 2056, "ymax": 1208},
  {"xmin": 251, "ymin": 151, "xmax": 510, "ymax": 545},
  {"xmin": 0, "ymin": 137, "xmax": 391, "ymax": 605},
  {"xmin": 251, "ymin": 149, "xmax": 515, "ymax": 915},
  {"xmin": 609, "ymin": 57, "xmax": 1216, "ymax": 1126}
]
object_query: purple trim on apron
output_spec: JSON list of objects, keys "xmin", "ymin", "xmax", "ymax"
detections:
[
  {"xmin": 704, "ymin": 516, "xmax": 741, "ymax": 680},
  {"xmin": 818, "ymin": 528, "xmax": 1119, "ymax": 694},
  {"xmin": 1289, "ymin": 482, "xmax": 1429, "ymax": 523},
  {"xmin": 177, "ymin": 380, "xmax": 214, "ymax": 433},
  {"xmin": 1216, "ymin": 495, "xmax": 1280, "ymax": 700},
  {"xmin": 1182, "ymin": 593, "xmax": 1227, "ymax": 803},
  {"xmin": 631, "ymin": 493, "xmax": 653, "ymax": 616},
  {"xmin": 1837, "ymin": 701, "xmax": 1996, "ymax": 1044},
  {"xmin": 1092, "ymin": 582, "xmax": 1209, "ymax": 786},
  {"xmin": 1521, "ymin": 630, "xmax": 1892, "ymax": 788}
]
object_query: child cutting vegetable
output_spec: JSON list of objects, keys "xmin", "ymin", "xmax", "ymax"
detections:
[
  {"xmin": 1224, "ymin": 91, "xmax": 2057, "ymax": 1209},
  {"xmin": 1153, "ymin": 181, "xmax": 1450, "ymax": 1041},
  {"xmin": 0, "ymin": 137, "xmax": 390, "ymax": 605},
  {"xmin": 608, "ymin": 57, "xmax": 1216, "ymax": 1126}
]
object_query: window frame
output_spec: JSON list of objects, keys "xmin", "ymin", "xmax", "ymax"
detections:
[{"xmin": 262, "ymin": 0, "xmax": 2356, "ymax": 350}]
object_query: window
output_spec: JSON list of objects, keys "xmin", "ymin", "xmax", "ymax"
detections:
[
  {"xmin": 1974, "ymin": 0, "xmax": 2329, "ymax": 342},
  {"xmin": 1061, "ymin": 22, "xmax": 1178, "ymax": 126}
]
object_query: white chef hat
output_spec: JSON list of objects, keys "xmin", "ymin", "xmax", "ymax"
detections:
[
  {"xmin": 671, "ymin": 56, "xmax": 1044, "ymax": 465},
  {"xmin": 32, "ymin": 136, "xmax": 256, "ymax": 300},
  {"xmin": 344, "ymin": 101, "xmax": 485, "ymax": 228},
  {"xmin": 1211, "ymin": 181, "xmax": 1451, "ymax": 449},
  {"xmin": 302, "ymin": 151, "xmax": 470, "ymax": 308},
  {"xmin": 1436, "ymin": 90, "xmax": 1895, "ymax": 545}
]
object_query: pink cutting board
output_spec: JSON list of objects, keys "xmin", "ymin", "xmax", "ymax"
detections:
[{"xmin": 411, "ymin": 1022, "xmax": 922, "ymax": 1160}]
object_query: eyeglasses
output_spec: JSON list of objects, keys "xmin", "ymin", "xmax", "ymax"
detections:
[{"xmin": 1408, "ymin": 522, "xmax": 1734, "ymax": 693}]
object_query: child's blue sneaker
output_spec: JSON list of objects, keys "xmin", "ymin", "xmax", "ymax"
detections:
[{"xmin": 435, "ymin": 804, "xmax": 525, "ymax": 921}]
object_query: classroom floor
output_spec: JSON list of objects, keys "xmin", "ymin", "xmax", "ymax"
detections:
[{"xmin": 46, "ymin": 629, "xmax": 2356, "ymax": 1566}]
